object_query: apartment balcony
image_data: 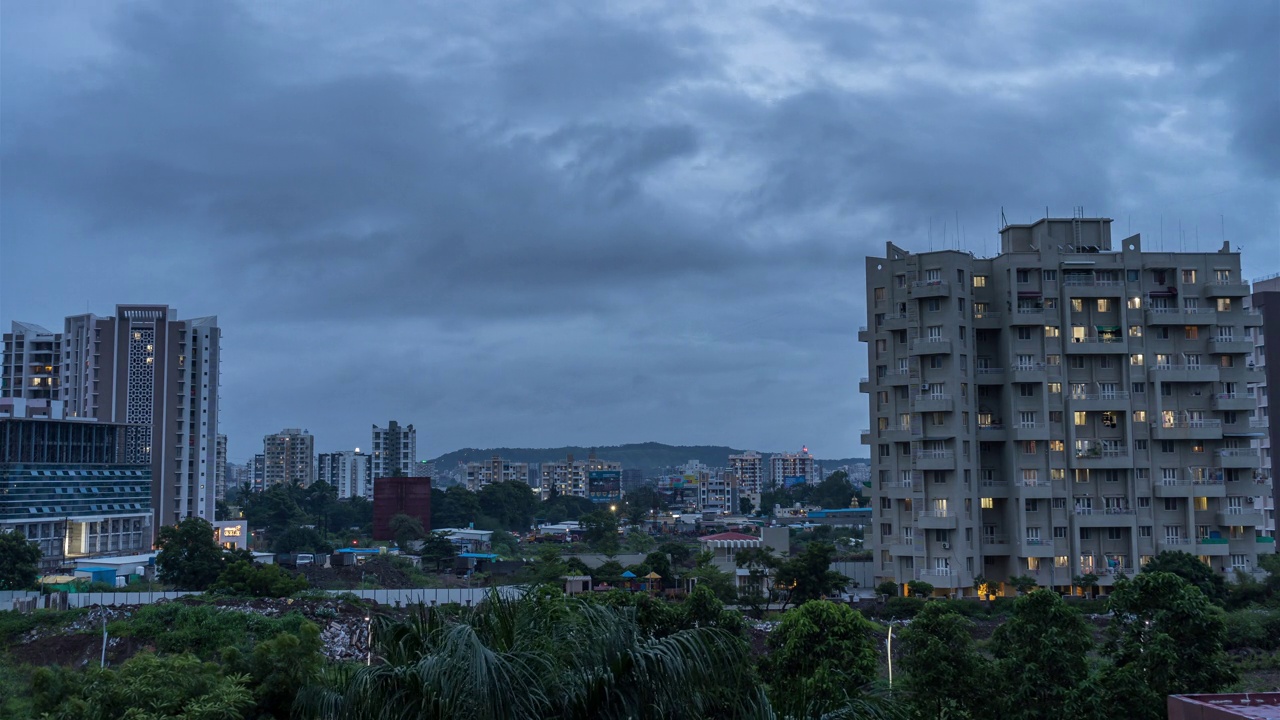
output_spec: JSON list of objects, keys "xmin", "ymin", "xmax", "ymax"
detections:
[
  {"xmin": 1217, "ymin": 508, "xmax": 1266, "ymax": 526},
  {"xmin": 1243, "ymin": 309, "xmax": 1264, "ymax": 327},
  {"xmin": 1250, "ymin": 417, "xmax": 1269, "ymax": 429},
  {"xmin": 1150, "ymin": 363, "xmax": 1220, "ymax": 383},
  {"xmin": 1190, "ymin": 477, "xmax": 1228, "ymax": 498},
  {"xmin": 1195, "ymin": 538, "xmax": 1231, "ymax": 557},
  {"xmin": 1065, "ymin": 336, "xmax": 1128, "ymax": 354},
  {"xmin": 1062, "ymin": 278, "xmax": 1125, "ymax": 296},
  {"xmin": 1146, "ymin": 308, "xmax": 1218, "ymax": 325},
  {"xmin": 909, "ymin": 279, "xmax": 952, "ymax": 298},
  {"xmin": 981, "ymin": 534, "xmax": 1012, "ymax": 554},
  {"xmin": 1158, "ymin": 537, "xmax": 1195, "ymax": 551},
  {"xmin": 1067, "ymin": 391, "xmax": 1130, "ymax": 411},
  {"xmin": 910, "ymin": 337, "xmax": 953, "ymax": 355},
  {"xmin": 858, "ymin": 377, "xmax": 872, "ymax": 393},
  {"xmin": 979, "ymin": 479, "xmax": 1011, "ymax": 498},
  {"xmin": 975, "ymin": 367, "xmax": 1006, "ymax": 384},
  {"xmin": 1151, "ymin": 420, "xmax": 1223, "ymax": 441},
  {"xmin": 1153, "ymin": 479, "xmax": 1194, "ymax": 498},
  {"xmin": 1009, "ymin": 364, "xmax": 1047, "ymax": 383},
  {"xmin": 860, "ymin": 428, "xmax": 872, "ymax": 445},
  {"xmin": 1010, "ymin": 422, "xmax": 1049, "ymax": 441},
  {"xmin": 1217, "ymin": 448, "xmax": 1261, "ymax": 469},
  {"xmin": 1020, "ymin": 538, "xmax": 1057, "ymax": 558},
  {"xmin": 1074, "ymin": 508, "xmax": 1137, "ymax": 527},
  {"xmin": 889, "ymin": 536, "xmax": 925, "ymax": 556},
  {"xmin": 911, "ymin": 394, "xmax": 954, "ymax": 413},
  {"xmin": 1072, "ymin": 445, "xmax": 1131, "ymax": 469},
  {"xmin": 884, "ymin": 480, "xmax": 921, "ymax": 499},
  {"xmin": 1203, "ymin": 281, "xmax": 1250, "ymax": 298},
  {"xmin": 882, "ymin": 313, "xmax": 911, "ymax": 332},
  {"xmin": 972, "ymin": 310, "xmax": 1003, "ymax": 327},
  {"xmin": 1209, "ymin": 338, "xmax": 1255, "ymax": 355},
  {"xmin": 1213, "ymin": 393, "xmax": 1258, "ymax": 412},
  {"xmin": 913, "ymin": 450, "xmax": 956, "ymax": 471},
  {"xmin": 857, "ymin": 326, "xmax": 870, "ymax": 342},
  {"xmin": 978, "ymin": 423, "xmax": 1006, "ymax": 439},
  {"xmin": 914, "ymin": 568, "xmax": 970, "ymax": 589},
  {"xmin": 915, "ymin": 510, "xmax": 959, "ymax": 530},
  {"xmin": 1015, "ymin": 478, "xmax": 1053, "ymax": 498},
  {"xmin": 882, "ymin": 370, "xmax": 912, "ymax": 386},
  {"xmin": 1011, "ymin": 307, "xmax": 1047, "ymax": 325}
]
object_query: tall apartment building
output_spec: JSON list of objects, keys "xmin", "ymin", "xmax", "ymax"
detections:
[
  {"xmin": 770, "ymin": 448, "xmax": 819, "ymax": 488},
  {"xmin": 540, "ymin": 452, "xmax": 622, "ymax": 501},
  {"xmin": 728, "ymin": 451, "xmax": 765, "ymax": 501},
  {"xmin": 263, "ymin": 428, "xmax": 315, "ymax": 487},
  {"xmin": 1, "ymin": 404, "xmax": 153, "ymax": 569},
  {"xmin": 318, "ymin": 450, "xmax": 372, "ymax": 499},
  {"xmin": 252, "ymin": 454, "xmax": 265, "ymax": 491},
  {"xmin": 1248, "ymin": 276, "xmax": 1279, "ymax": 539},
  {"xmin": 371, "ymin": 421, "xmax": 416, "ymax": 478},
  {"xmin": 215, "ymin": 434, "xmax": 228, "ymax": 501},
  {"xmin": 1, "ymin": 322, "xmax": 61, "ymax": 401},
  {"xmin": 464, "ymin": 455, "xmax": 531, "ymax": 491},
  {"xmin": 861, "ymin": 217, "xmax": 1274, "ymax": 597},
  {"xmin": 2, "ymin": 306, "xmax": 220, "ymax": 536}
]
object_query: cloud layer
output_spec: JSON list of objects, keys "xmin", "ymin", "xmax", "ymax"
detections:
[{"xmin": 3, "ymin": 1, "xmax": 1277, "ymax": 461}]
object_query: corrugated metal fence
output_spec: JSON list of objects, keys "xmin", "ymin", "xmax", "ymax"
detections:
[{"xmin": 2, "ymin": 587, "xmax": 525, "ymax": 611}]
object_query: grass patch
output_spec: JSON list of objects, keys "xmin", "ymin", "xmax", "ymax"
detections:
[{"xmin": 107, "ymin": 604, "xmax": 311, "ymax": 659}]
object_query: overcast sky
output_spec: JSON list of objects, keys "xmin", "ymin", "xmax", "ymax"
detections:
[{"xmin": 2, "ymin": 2, "xmax": 1277, "ymax": 463}]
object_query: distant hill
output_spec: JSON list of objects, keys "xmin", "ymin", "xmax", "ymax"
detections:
[{"xmin": 428, "ymin": 442, "xmax": 868, "ymax": 477}]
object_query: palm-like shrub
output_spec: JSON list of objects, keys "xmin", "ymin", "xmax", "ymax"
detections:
[{"xmin": 296, "ymin": 587, "xmax": 767, "ymax": 720}]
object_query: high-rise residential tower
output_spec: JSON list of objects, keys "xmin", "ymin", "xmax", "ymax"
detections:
[
  {"xmin": 728, "ymin": 451, "xmax": 765, "ymax": 501},
  {"xmin": 215, "ymin": 434, "xmax": 228, "ymax": 501},
  {"xmin": 371, "ymin": 421, "xmax": 416, "ymax": 478},
  {"xmin": 861, "ymin": 217, "xmax": 1273, "ymax": 597},
  {"xmin": 770, "ymin": 448, "xmax": 819, "ymax": 488},
  {"xmin": 2, "ymin": 305, "xmax": 221, "ymax": 536},
  {"xmin": 263, "ymin": 428, "xmax": 315, "ymax": 487},
  {"xmin": 1248, "ymin": 276, "xmax": 1278, "ymax": 539},
  {"xmin": 318, "ymin": 449, "xmax": 373, "ymax": 499}
]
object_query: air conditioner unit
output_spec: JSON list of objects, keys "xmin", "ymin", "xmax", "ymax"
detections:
[
  {"xmin": 921, "ymin": 384, "xmax": 931, "ymax": 392},
  {"xmin": 942, "ymin": 542, "xmax": 951, "ymax": 550}
]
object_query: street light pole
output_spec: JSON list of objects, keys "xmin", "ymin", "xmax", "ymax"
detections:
[{"xmin": 365, "ymin": 616, "xmax": 372, "ymax": 666}]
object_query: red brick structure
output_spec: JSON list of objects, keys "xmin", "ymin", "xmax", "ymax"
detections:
[{"xmin": 373, "ymin": 476, "xmax": 431, "ymax": 541}]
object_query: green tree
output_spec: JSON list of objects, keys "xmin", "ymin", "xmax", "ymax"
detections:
[
  {"xmin": 906, "ymin": 580, "xmax": 933, "ymax": 598},
  {"xmin": 735, "ymin": 546, "xmax": 780, "ymax": 618},
  {"xmin": 302, "ymin": 480, "xmax": 339, "ymax": 536},
  {"xmin": 241, "ymin": 483, "xmax": 308, "ymax": 543},
  {"xmin": 272, "ymin": 525, "xmax": 332, "ymax": 554},
  {"xmin": 578, "ymin": 509, "xmax": 621, "ymax": 554},
  {"xmin": 624, "ymin": 531, "xmax": 655, "ymax": 554},
  {"xmin": 209, "ymin": 560, "xmax": 308, "ymax": 597},
  {"xmin": 875, "ymin": 580, "xmax": 899, "ymax": 598},
  {"xmin": 489, "ymin": 530, "xmax": 519, "ymax": 558},
  {"xmin": 155, "ymin": 517, "xmax": 227, "ymax": 591},
  {"xmin": 32, "ymin": 652, "xmax": 253, "ymax": 720},
  {"xmin": 1141, "ymin": 550, "xmax": 1228, "ymax": 605},
  {"xmin": 477, "ymin": 481, "xmax": 539, "ymax": 532},
  {"xmin": 524, "ymin": 544, "xmax": 570, "ymax": 585},
  {"xmin": 898, "ymin": 603, "xmax": 991, "ymax": 719},
  {"xmin": 763, "ymin": 601, "xmax": 882, "ymax": 719},
  {"xmin": 809, "ymin": 470, "xmax": 855, "ymax": 509},
  {"xmin": 640, "ymin": 550, "xmax": 674, "ymax": 582},
  {"xmin": 298, "ymin": 589, "xmax": 766, "ymax": 720},
  {"xmin": 1073, "ymin": 572, "xmax": 1100, "ymax": 599},
  {"xmin": 738, "ymin": 496, "xmax": 756, "ymax": 515},
  {"xmin": 1099, "ymin": 572, "xmax": 1236, "ymax": 720},
  {"xmin": 540, "ymin": 494, "xmax": 596, "ymax": 524},
  {"xmin": 0, "ymin": 530, "xmax": 41, "ymax": 590},
  {"xmin": 684, "ymin": 553, "xmax": 738, "ymax": 603},
  {"xmin": 389, "ymin": 513, "xmax": 427, "ymax": 550},
  {"xmin": 432, "ymin": 485, "xmax": 481, "ymax": 529},
  {"xmin": 420, "ymin": 532, "xmax": 459, "ymax": 571},
  {"xmin": 1009, "ymin": 574, "xmax": 1038, "ymax": 595},
  {"xmin": 989, "ymin": 589, "xmax": 1094, "ymax": 719},
  {"xmin": 775, "ymin": 542, "xmax": 847, "ymax": 609},
  {"xmin": 224, "ymin": 622, "xmax": 324, "ymax": 720},
  {"xmin": 658, "ymin": 541, "xmax": 695, "ymax": 568}
]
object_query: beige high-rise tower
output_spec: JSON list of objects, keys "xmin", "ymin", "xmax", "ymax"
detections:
[{"xmin": 861, "ymin": 216, "xmax": 1273, "ymax": 597}]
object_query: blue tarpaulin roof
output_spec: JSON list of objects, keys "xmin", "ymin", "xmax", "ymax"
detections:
[
  {"xmin": 621, "ymin": 570, "xmax": 637, "ymax": 578},
  {"xmin": 459, "ymin": 553, "xmax": 499, "ymax": 559}
]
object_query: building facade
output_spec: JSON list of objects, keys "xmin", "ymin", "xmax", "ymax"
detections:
[
  {"xmin": 728, "ymin": 451, "xmax": 764, "ymax": 502},
  {"xmin": 540, "ymin": 452, "xmax": 622, "ymax": 502},
  {"xmin": 252, "ymin": 454, "xmax": 266, "ymax": 492},
  {"xmin": 215, "ymin": 434, "xmax": 227, "ymax": 501},
  {"xmin": 371, "ymin": 421, "xmax": 416, "ymax": 478},
  {"xmin": 372, "ymin": 476, "xmax": 431, "ymax": 540},
  {"xmin": 2, "ymin": 306, "xmax": 221, "ymax": 537},
  {"xmin": 318, "ymin": 450, "xmax": 373, "ymax": 500},
  {"xmin": 1, "ymin": 413, "xmax": 152, "ymax": 570},
  {"xmin": 861, "ymin": 217, "xmax": 1273, "ymax": 596},
  {"xmin": 770, "ymin": 448, "xmax": 819, "ymax": 489},
  {"xmin": 463, "ymin": 455, "xmax": 531, "ymax": 491},
  {"xmin": 263, "ymin": 428, "xmax": 314, "ymax": 487},
  {"xmin": 1249, "ymin": 276, "xmax": 1279, "ymax": 539}
]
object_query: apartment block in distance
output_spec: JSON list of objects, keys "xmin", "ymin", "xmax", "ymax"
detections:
[
  {"xmin": 728, "ymin": 451, "xmax": 765, "ymax": 504},
  {"xmin": 464, "ymin": 455, "xmax": 531, "ymax": 491},
  {"xmin": 770, "ymin": 448, "xmax": 819, "ymax": 488},
  {"xmin": 318, "ymin": 449, "xmax": 372, "ymax": 500},
  {"xmin": 263, "ymin": 428, "xmax": 314, "ymax": 487},
  {"xmin": 540, "ymin": 451, "xmax": 622, "ymax": 502},
  {"xmin": 1248, "ymin": 275, "xmax": 1279, "ymax": 539},
  {"xmin": 371, "ymin": 421, "xmax": 416, "ymax": 479},
  {"xmin": 2, "ymin": 305, "xmax": 221, "ymax": 536},
  {"xmin": 861, "ymin": 216, "xmax": 1274, "ymax": 597}
]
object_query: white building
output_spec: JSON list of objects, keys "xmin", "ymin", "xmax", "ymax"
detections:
[
  {"xmin": 318, "ymin": 450, "xmax": 373, "ymax": 499},
  {"xmin": 464, "ymin": 455, "xmax": 531, "ymax": 491},
  {"xmin": 263, "ymin": 428, "xmax": 315, "ymax": 487},
  {"xmin": 372, "ymin": 421, "xmax": 417, "ymax": 478},
  {"xmin": 770, "ymin": 448, "xmax": 819, "ymax": 488},
  {"xmin": 540, "ymin": 452, "xmax": 622, "ymax": 501},
  {"xmin": 728, "ymin": 451, "xmax": 765, "ymax": 503}
]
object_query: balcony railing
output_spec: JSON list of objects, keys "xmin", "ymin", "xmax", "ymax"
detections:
[
  {"xmin": 982, "ymin": 534, "xmax": 1009, "ymax": 545},
  {"xmin": 1062, "ymin": 277, "xmax": 1123, "ymax": 287},
  {"xmin": 976, "ymin": 367, "xmax": 1005, "ymax": 375},
  {"xmin": 1013, "ymin": 363, "xmax": 1045, "ymax": 371},
  {"xmin": 914, "ymin": 450, "xmax": 955, "ymax": 460},
  {"xmin": 915, "ymin": 510, "xmax": 955, "ymax": 519},
  {"xmin": 972, "ymin": 311, "xmax": 1003, "ymax": 322},
  {"xmin": 1070, "ymin": 335, "xmax": 1125, "ymax": 344},
  {"xmin": 1218, "ymin": 448, "xmax": 1258, "ymax": 458},
  {"xmin": 916, "ymin": 568, "xmax": 953, "ymax": 578},
  {"xmin": 1024, "ymin": 537, "xmax": 1049, "ymax": 545},
  {"xmin": 1249, "ymin": 418, "xmax": 1268, "ymax": 428},
  {"xmin": 1069, "ymin": 391, "xmax": 1130, "ymax": 401},
  {"xmin": 1161, "ymin": 537, "xmax": 1192, "ymax": 545},
  {"xmin": 1158, "ymin": 419, "xmax": 1222, "ymax": 429},
  {"xmin": 1016, "ymin": 478, "xmax": 1051, "ymax": 488},
  {"xmin": 910, "ymin": 279, "xmax": 950, "ymax": 291},
  {"xmin": 1074, "ymin": 507, "xmax": 1135, "ymax": 516}
]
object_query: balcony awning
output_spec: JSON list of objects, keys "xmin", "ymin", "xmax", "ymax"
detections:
[{"xmin": 1096, "ymin": 325, "xmax": 1121, "ymax": 332}]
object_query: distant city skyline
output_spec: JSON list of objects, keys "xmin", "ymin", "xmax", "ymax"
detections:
[{"xmin": 3, "ymin": 2, "xmax": 1276, "ymax": 462}]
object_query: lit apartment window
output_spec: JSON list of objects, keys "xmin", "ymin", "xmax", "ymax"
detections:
[
  {"xmin": 1182, "ymin": 269, "xmax": 1197, "ymax": 284},
  {"xmin": 1217, "ymin": 298, "xmax": 1232, "ymax": 312},
  {"xmin": 1097, "ymin": 299, "xmax": 1112, "ymax": 312},
  {"xmin": 1045, "ymin": 325, "xmax": 1060, "ymax": 338},
  {"xmin": 1071, "ymin": 298, "xmax": 1084, "ymax": 312},
  {"xmin": 1128, "ymin": 296, "xmax": 1142, "ymax": 310},
  {"xmin": 1131, "ymin": 354, "xmax": 1144, "ymax": 366},
  {"xmin": 1074, "ymin": 411, "xmax": 1088, "ymax": 426},
  {"xmin": 973, "ymin": 275, "xmax": 987, "ymax": 288}
]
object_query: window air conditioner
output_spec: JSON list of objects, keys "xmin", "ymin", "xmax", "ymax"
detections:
[{"xmin": 942, "ymin": 542, "xmax": 951, "ymax": 550}]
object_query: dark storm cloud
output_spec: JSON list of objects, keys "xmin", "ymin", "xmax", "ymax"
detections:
[{"xmin": 2, "ymin": 0, "xmax": 1277, "ymax": 460}]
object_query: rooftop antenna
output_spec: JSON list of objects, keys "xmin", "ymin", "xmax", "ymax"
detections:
[
  {"xmin": 1220, "ymin": 214, "xmax": 1225, "ymax": 245},
  {"xmin": 955, "ymin": 211, "xmax": 961, "ymax": 250},
  {"xmin": 1160, "ymin": 215, "xmax": 1164, "ymax": 252},
  {"xmin": 929, "ymin": 217, "xmax": 934, "ymax": 251}
]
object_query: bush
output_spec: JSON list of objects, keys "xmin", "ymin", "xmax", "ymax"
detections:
[
  {"xmin": 110, "ymin": 604, "xmax": 311, "ymax": 658},
  {"xmin": 209, "ymin": 561, "xmax": 308, "ymax": 598},
  {"xmin": 1223, "ymin": 609, "xmax": 1280, "ymax": 651},
  {"xmin": 882, "ymin": 596, "xmax": 925, "ymax": 619}
]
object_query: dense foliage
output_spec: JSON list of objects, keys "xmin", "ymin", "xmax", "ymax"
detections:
[
  {"xmin": 210, "ymin": 560, "xmax": 309, "ymax": 598},
  {"xmin": 0, "ymin": 530, "xmax": 41, "ymax": 590},
  {"xmin": 155, "ymin": 517, "xmax": 234, "ymax": 591}
]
